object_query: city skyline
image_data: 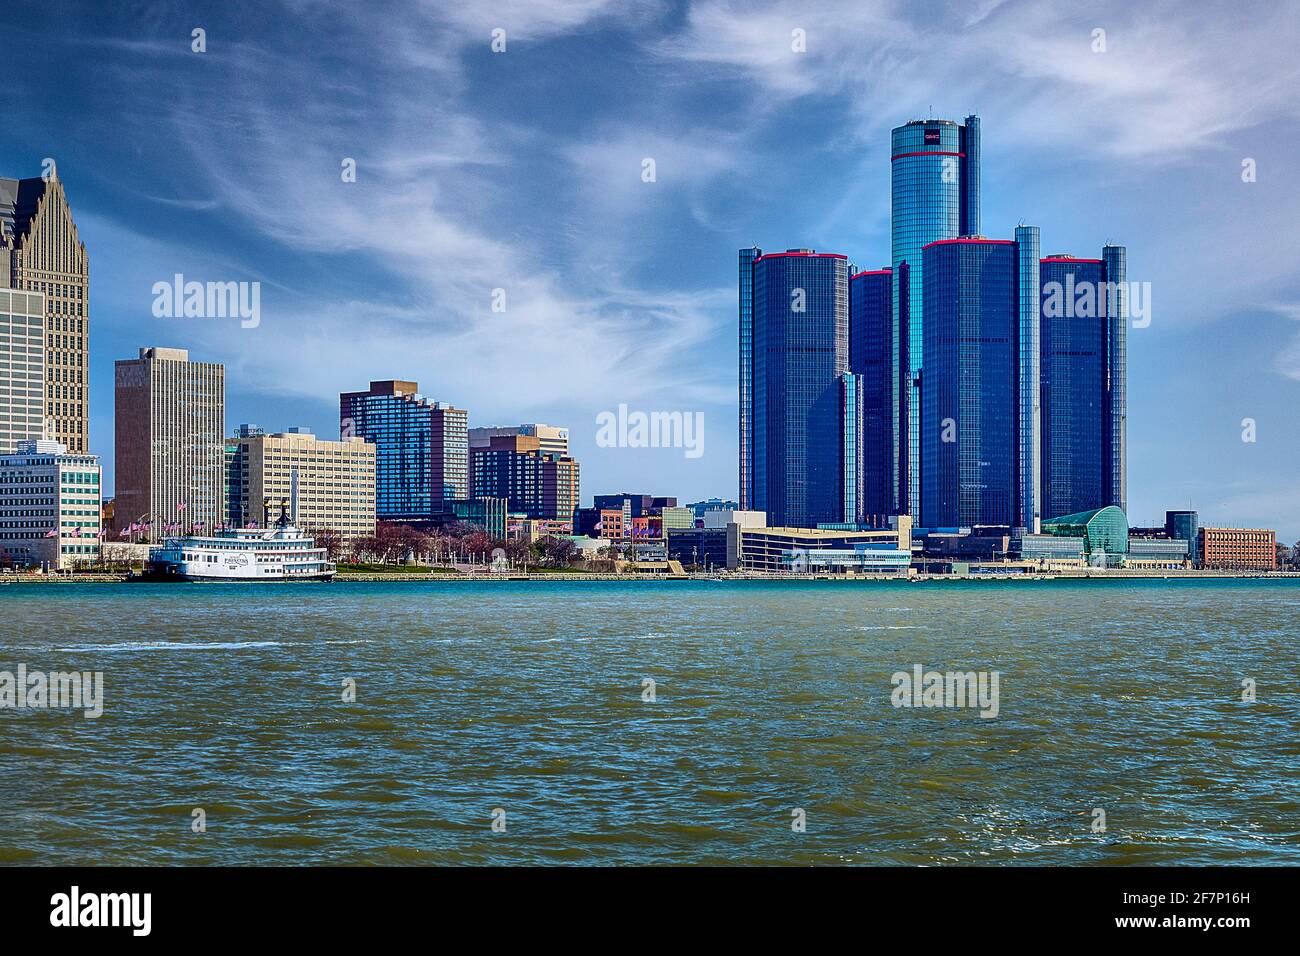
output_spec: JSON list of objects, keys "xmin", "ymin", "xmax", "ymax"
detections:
[{"xmin": 3, "ymin": 2, "xmax": 1300, "ymax": 537}]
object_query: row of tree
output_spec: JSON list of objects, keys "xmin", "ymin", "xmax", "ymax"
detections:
[{"xmin": 320, "ymin": 521, "xmax": 621, "ymax": 569}]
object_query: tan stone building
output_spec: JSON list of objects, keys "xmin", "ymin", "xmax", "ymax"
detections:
[
  {"xmin": 0, "ymin": 287, "xmax": 46, "ymax": 453},
  {"xmin": 227, "ymin": 428, "xmax": 376, "ymax": 544},
  {"xmin": 1, "ymin": 174, "xmax": 90, "ymax": 453},
  {"xmin": 114, "ymin": 348, "xmax": 225, "ymax": 541}
]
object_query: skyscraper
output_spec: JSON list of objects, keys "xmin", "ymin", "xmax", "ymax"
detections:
[
  {"xmin": 849, "ymin": 267, "xmax": 893, "ymax": 520},
  {"xmin": 0, "ymin": 287, "xmax": 46, "ymax": 453},
  {"xmin": 738, "ymin": 246, "xmax": 761, "ymax": 509},
  {"xmin": 1039, "ymin": 248, "xmax": 1127, "ymax": 519},
  {"xmin": 749, "ymin": 249, "xmax": 850, "ymax": 527},
  {"xmin": 114, "ymin": 348, "xmax": 225, "ymax": 541},
  {"xmin": 1, "ymin": 173, "xmax": 90, "ymax": 453},
  {"xmin": 339, "ymin": 380, "xmax": 467, "ymax": 521},
  {"xmin": 469, "ymin": 424, "xmax": 569, "ymax": 457},
  {"xmin": 469, "ymin": 433, "xmax": 580, "ymax": 521},
  {"xmin": 891, "ymin": 115, "xmax": 980, "ymax": 521},
  {"xmin": 921, "ymin": 234, "xmax": 1038, "ymax": 530}
]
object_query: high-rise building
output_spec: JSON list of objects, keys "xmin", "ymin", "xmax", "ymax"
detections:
[
  {"xmin": 849, "ymin": 268, "xmax": 894, "ymax": 520},
  {"xmin": 469, "ymin": 423, "xmax": 569, "ymax": 457},
  {"xmin": 1102, "ymin": 244, "xmax": 1127, "ymax": 515},
  {"xmin": 227, "ymin": 428, "xmax": 376, "ymax": 544},
  {"xmin": 891, "ymin": 115, "xmax": 980, "ymax": 521},
  {"xmin": 114, "ymin": 348, "xmax": 225, "ymax": 541},
  {"xmin": 748, "ymin": 249, "xmax": 850, "ymax": 528},
  {"xmin": 0, "ymin": 438, "xmax": 101, "ymax": 569},
  {"xmin": 1038, "ymin": 248, "xmax": 1128, "ymax": 519},
  {"xmin": 840, "ymin": 371, "xmax": 862, "ymax": 524},
  {"xmin": 469, "ymin": 433, "xmax": 579, "ymax": 521},
  {"xmin": 339, "ymin": 380, "xmax": 467, "ymax": 521},
  {"xmin": 1, "ymin": 174, "xmax": 90, "ymax": 453},
  {"xmin": 0, "ymin": 287, "xmax": 46, "ymax": 453},
  {"xmin": 920, "ymin": 234, "xmax": 1038, "ymax": 529},
  {"xmin": 738, "ymin": 247, "xmax": 761, "ymax": 508}
]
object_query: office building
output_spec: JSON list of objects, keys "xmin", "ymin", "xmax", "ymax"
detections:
[
  {"xmin": 747, "ymin": 249, "xmax": 851, "ymax": 527},
  {"xmin": 1039, "ymin": 248, "xmax": 1128, "ymax": 518},
  {"xmin": 339, "ymin": 380, "xmax": 467, "ymax": 521},
  {"xmin": 0, "ymin": 439, "xmax": 101, "ymax": 569},
  {"xmin": 730, "ymin": 516, "xmax": 913, "ymax": 574},
  {"xmin": 227, "ymin": 427, "xmax": 376, "ymax": 544},
  {"xmin": 1, "ymin": 174, "xmax": 90, "ymax": 453},
  {"xmin": 849, "ymin": 267, "xmax": 895, "ymax": 519},
  {"xmin": 891, "ymin": 115, "xmax": 981, "ymax": 521},
  {"xmin": 1199, "ymin": 527, "xmax": 1276, "ymax": 571},
  {"xmin": 469, "ymin": 433, "xmax": 579, "ymax": 521},
  {"xmin": 738, "ymin": 246, "xmax": 761, "ymax": 508},
  {"xmin": 469, "ymin": 423, "xmax": 569, "ymax": 457},
  {"xmin": 1165, "ymin": 510, "xmax": 1199, "ymax": 565},
  {"xmin": 114, "ymin": 348, "xmax": 224, "ymax": 541},
  {"xmin": 920, "ymin": 231, "xmax": 1039, "ymax": 530},
  {"xmin": 0, "ymin": 287, "xmax": 46, "ymax": 453}
]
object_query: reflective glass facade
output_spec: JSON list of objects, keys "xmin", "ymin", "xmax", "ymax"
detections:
[
  {"xmin": 921, "ymin": 239, "xmax": 1017, "ymax": 529},
  {"xmin": 1015, "ymin": 226, "xmax": 1041, "ymax": 530},
  {"xmin": 849, "ymin": 269, "xmax": 893, "ymax": 519},
  {"xmin": 891, "ymin": 115, "xmax": 980, "ymax": 522},
  {"xmin": 1165, "ymin": 510, "xmax": 1199, "ymax": 564},
  {"xmin": 1040, "ymin": 256, "xmax": 1106, "ymax": 520},
  {"xmin": 841, "ymin": 371, "xmax": 860, "ymax": 523},
  {"xmin": 738, "ymin": 247, "xmax": 761, "ymax": 509},
  {"xmin": 339, "ymin": 380, "xmax": 467, "ymax": 521},
  {"xmin": 1042, "ymin": 505, "xmax": 1128, "ymax": 566},
  {"xmin": 1103, "ymin": 244, "xmax": 1127, "ymax": 514},
  {"xmin": 751, "ymin": 251, "xmax": 849, "ymax": 527},
  {"xmin": 1039, "ymin": 248, "xmax": 1127, "ymax": 519}
]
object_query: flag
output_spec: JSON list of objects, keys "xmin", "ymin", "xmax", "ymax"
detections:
[
  {"xmin": 45, "ymin": 528, "xmax": 57, "ymax": 538},
  {"xmin": 177, "ymin": 502, "xmax": 187, "ymax": 511},
  {"xmin": 119, "ymin": 528, "xmax": 129, "ymax": 538}
]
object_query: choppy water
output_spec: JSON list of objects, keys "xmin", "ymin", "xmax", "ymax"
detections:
[{"xmin": 2, "ymin": 579, "xmax": 1298, "ymax": 865}]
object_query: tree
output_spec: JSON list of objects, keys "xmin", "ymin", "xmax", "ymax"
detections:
[
  {"xmin": 313, "ymin": 527, "xmax": 344, "ymax": 561},
  {"xmin": 536, "ymin": 535, "xmax": 576, "ymax": 568}
]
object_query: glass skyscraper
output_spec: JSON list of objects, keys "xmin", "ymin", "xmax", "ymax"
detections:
[
  {"xmin": 1039, "ymin": 248, "xmax": 1127, "ymax": 520},
  {"xmin": 921, "ymin": 236, "xmax": 1036, "ymax": 529},
  {"xmin": 849, "ymin": 268, "xmax": 894, "ymax": 521},
  {"xmin": 738, "ymin": 247, "xmax": 761, "ymax": 509},
  {"xmin": 339, "ymin": 380, "xmax": 467, "ymax": 521},
  {"xmin": 749, "ymin": 250, "xmax": 849, "ymax": 528},
  {"xmin": 891, "ymin": 115, "xmax": 980, "ymax": 521}
]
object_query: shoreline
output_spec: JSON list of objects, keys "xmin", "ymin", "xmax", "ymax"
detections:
[{"xmin": 3, "ymin": 569, "xmax": 1299, "ymax": 584}]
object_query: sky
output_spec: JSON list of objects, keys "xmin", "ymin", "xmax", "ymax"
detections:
[{"xmin": 3, "ymin": 0, "xmax": 1300, "ymax": 537}]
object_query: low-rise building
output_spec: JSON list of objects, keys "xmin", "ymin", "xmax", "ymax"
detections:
[
  {"xmin": 1041, "ymin": 506, "xmax": 1129, "ymax": 568},
  {"xmin": 0, "ymin": 439, "xmax": 101, "ymax": 569},
  {"xmin": 1199, "ymin": 527, "xmax": 1276, "ymax": 571},
  {"xmin": 729, "ymin": 514, "xmax": 912, "ymax": 574}
]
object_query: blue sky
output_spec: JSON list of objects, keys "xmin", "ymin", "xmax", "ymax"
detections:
[{"xmin": 4, "ymin": 0, "xmax": 1300, "ymax": 537}]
